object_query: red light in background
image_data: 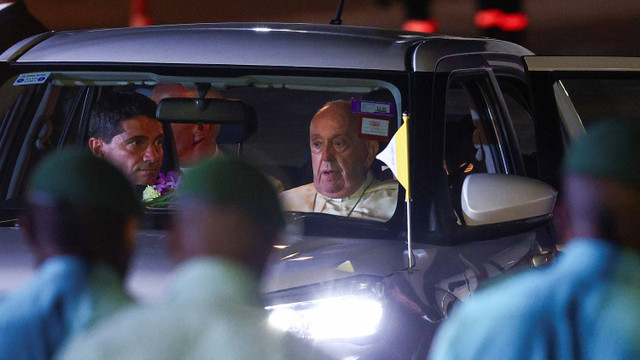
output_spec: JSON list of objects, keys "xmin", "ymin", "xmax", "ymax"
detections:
[
  {"xmin": 474, "ymin": 9, "xmax": 529, "ymax": 32},
  {"xmin": 129, "ymin": 0, "xmax": 153, "ymax": 27}
]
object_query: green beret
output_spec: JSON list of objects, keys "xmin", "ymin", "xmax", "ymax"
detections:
[
  {"xmin": 27, "ymin": 148, "xmax": 142, "ymax": 216},
  {"xmin": 179, "ymin": 156, "xmax": 284, "ymax": 231},
  {"xmin": 564, "ymin": 119, "xmax": 640, "ymax": 190}
]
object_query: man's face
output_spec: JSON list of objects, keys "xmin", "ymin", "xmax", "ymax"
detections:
[
  {"xmin": 310, "ymin": 105, "xmax": 374, "ymax": 198},
  {"xmin": 94, "ymin": 116, "xmax": 164, "ymax": 185},
  {"xmin": 151, "ymin": 84, "xmax": 221, "ymax": 167},
  {"xmin": 170, "ymin": 123, "xmax": 220, "ymax": 167}
]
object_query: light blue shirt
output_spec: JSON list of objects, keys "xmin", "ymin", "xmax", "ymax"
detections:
[
  {"xmin": 428, "ymin": 238, "xmax": 640, "ymax": 360},
  {"xmin": 59, "ymin": 256, "xmax": 314, "ymax": 360},
  {"xmin": 0, "ymin": 256, "xmax": 133, "ymax": 360}
]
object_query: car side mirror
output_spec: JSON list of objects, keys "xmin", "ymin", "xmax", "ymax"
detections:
[{"xmin": 461, "ymin": 173, "xmax": 557, "ymax": 226}]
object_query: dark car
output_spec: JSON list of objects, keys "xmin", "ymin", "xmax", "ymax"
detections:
[{"xmin": 1, "ymin": 22, "xmax": 638, "ymax": 359}]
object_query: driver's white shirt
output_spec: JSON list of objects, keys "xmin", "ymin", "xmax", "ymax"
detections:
[{"xmin": 280, "ymin": 172, "xmax": 398, "ymax": 222}]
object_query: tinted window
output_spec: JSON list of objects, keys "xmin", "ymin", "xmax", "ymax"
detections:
[
  {"xmin": 444, "ymin": 77, "xmax": 505, "ymax": 222},
  {"xmin": 498, "ymin": 80, "xmax": 537, "ymax": 177}
]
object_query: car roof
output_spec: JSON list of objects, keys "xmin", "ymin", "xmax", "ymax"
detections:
[{"xmin": 2, "ymin": 22, "xmax": 533, "ymax": 72}]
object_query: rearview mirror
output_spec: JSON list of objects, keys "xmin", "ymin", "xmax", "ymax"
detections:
[{"xmin": 156, "ymin": 98, "xmax": 255, "ymax": 125}]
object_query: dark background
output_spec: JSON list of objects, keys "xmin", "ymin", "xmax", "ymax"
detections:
[{"xmin": 25, "ymin": 0, "xmax": 640, "ymax": 56}]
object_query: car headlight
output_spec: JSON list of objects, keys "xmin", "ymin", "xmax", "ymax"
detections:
[
  {"xmin": 267, "ymin": 295, "xmax": 383, "ymax": 340},
  {"xmin": 264, "ymin": 276, "xmax": 385, "ymax": 340}
]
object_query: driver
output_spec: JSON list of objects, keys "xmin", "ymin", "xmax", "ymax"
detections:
[
  {"xmin": 88, "ymin": 90, "xmax": 164, "ymax": 185},
  {"xmin": 280, "ymin": 100, "xmax": 398, "ymax": 221}
]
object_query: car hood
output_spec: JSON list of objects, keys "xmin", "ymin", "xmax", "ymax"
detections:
[{"xmin": 261, "ymin": 234, "xmax": 417, "ymax": 293}]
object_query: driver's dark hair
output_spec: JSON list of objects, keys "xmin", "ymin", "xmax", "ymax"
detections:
[{"xmin": 88, "ymin": 89, "xmax": 157, "ymax": 143}]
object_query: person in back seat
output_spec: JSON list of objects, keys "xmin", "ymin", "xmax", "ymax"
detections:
[
  {"xmin": 444, "ymin": 115, "xmax": 484, "ymax": 219},
  {"xmin": 151, "ymin": 84, "xmax": 222, "ymax": 169}
]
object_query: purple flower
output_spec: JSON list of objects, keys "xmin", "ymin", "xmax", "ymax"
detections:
[{"xmin": 153, "ymin": 171, "xmax": 182, "ymax": 196}]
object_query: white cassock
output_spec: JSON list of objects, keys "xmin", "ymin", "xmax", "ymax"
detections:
[{"xmin": 280, "ymin": 172, "xmax": 398, "ymax": 222}]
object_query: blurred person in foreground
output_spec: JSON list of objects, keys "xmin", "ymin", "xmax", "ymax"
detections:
[
  {"xmin": 428, "ymin": 119, "xmax": 640, "ymax": 359},
  {"xmin": 280, "ymin": 100, "xmax": 398, "ymax": 221},
  {"xmin": 0, "ymin": 149, "xmax": 140, "ymax": 360},
  {"xmin": 88, "ymin": 90, "xmax": 164, "ymax": 186},
  {"xmin": 60, "ymin": 156, "xmax": 314, "ymax": 359},
  {"xmin": 150, "ymin": 84, "xmax": 222, "ymax": 169}
]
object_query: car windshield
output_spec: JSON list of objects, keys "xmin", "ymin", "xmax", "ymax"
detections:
[{"xmin": 0, "ymin": 72, "xmax": 402, "ymax": 229}]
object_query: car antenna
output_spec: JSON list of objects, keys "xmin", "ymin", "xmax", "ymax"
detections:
[{"xmin": 330, "ymin": 0, "xmax": 345, "ymax": 25}]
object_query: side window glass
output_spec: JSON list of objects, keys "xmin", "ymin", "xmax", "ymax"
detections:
[
  {"xmin": 498, "ymin": 80, "xmax": 538, "ymax": 178},
  {"xmin": 2, "ymin": 85, "xmax": 81, "ymax": 203},
  {"xmin": 443, "ymin": 77, "xmax": 504, "ymax": 220},
  {"xmin": 0, "ymin": 81, "xmax": 37, "ymax": 204}
]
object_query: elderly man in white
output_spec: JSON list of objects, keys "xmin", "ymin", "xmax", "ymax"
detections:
[{"xmin": 280, "ymin": 100, "xmax": 398, "ymax": 222}]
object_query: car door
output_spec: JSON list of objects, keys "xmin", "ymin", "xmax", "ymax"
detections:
[{"xmin": 430, "ymin": 54, "xmax": 558, "ymax": 302}]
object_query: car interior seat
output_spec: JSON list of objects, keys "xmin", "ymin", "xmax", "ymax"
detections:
[{"xmin": 216, "ymin": 105, "xmax": 257, "ymax": 156}]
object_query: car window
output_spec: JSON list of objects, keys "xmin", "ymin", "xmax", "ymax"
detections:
[
  {"xmin": 0, "ymin": 79, "xmax": 48, "ymax": 205},
  {"xmin": 0, "ymin": 83, "xmax": 85, "ymax": 204},
  {"xmin": 0, "ymin": 73, "xmax": 402, "ymax": 229},
  {"xmin": 556, "ymin": 79, "xmax": 640, "ymax": 129},
  {"xmin": 497, "ymin": 79, "xmax": 537, "ymax": 178},
  {"xmin": 443, "ymin": 77, "xmax": 505, "ymax": 221}
]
